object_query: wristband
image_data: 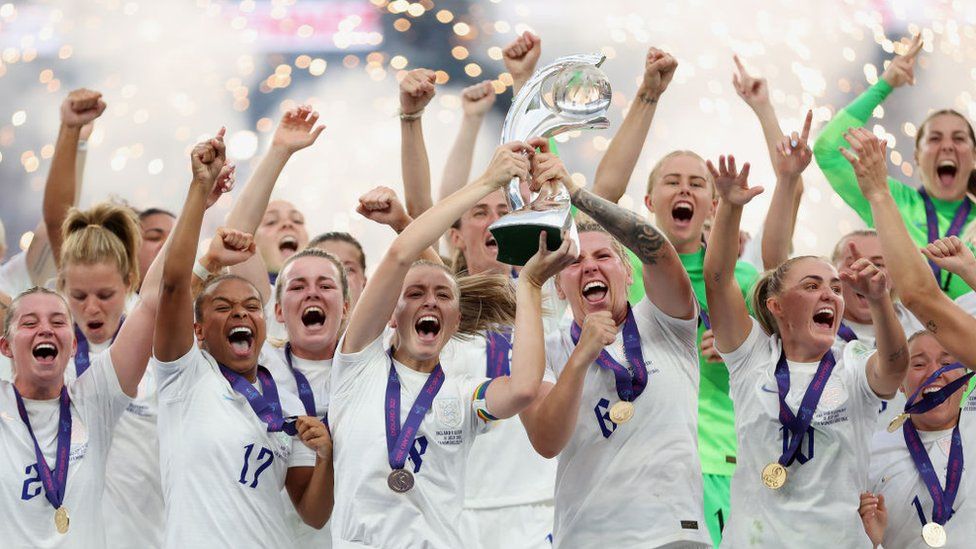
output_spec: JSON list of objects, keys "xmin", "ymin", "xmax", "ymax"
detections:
[
  {"xmin": 193, "ymin": 259, "xmax": 214, "ymax": 281},
  {"xmin": 78, "ymin": 140, "xmax": 88, "ymax": 152},
  {"xmin": 398, "ymin": 108, "xmax": 424, "ymax": 121}
]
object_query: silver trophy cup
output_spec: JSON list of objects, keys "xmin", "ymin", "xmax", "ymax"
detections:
[{"xmin": 488, "ymin": 53, "xmax": 612, "ymax": 266}]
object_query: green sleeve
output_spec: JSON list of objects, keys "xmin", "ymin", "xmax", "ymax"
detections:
[{"xmin": 812, "ymin": 80, "xmax": 916, "ymax": 225}]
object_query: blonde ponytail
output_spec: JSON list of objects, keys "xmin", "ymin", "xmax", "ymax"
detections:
[{"xmin": 59, "ymin": 202, "xmax": 141, "ymax": 289}]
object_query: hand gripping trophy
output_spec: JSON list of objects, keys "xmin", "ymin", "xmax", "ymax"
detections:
[{"xmin": 488, "ymin": 54, "xmax": 612, "ymax": 266}]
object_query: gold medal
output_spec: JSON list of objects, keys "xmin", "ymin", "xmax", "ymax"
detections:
[
  {"xmin": 761, "ymin": 462, "xmax": 787, "ymax": 490},
  {"xmin": 54, "ymin": 506, "xmax": 69, "ymax": 534},
  {"xmin": 608, "ymin": 401, "xmax": 635, "ymax": 424},
  {"xmin": 887, "ymin": 412, "xmax": 910, "ymax": 433},
  {"xmin": 921, "ymin": 522, "xmax": 946, "ymax": 548}
]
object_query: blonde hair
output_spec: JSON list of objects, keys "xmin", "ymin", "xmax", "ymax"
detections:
[
  {"xmin": 646, "ymin": 150, "xmax": 715, "ymax": 197},
  {"xmin": 4, "ymin": 287, "xmax": 72, "ymax": 339},
  {"xmin": 275, "ymin": 247, "xmax": 350, "ymax": 305},
  {"xmin": 409, "ymin": 261, "xmax": 516, "ymax": 339},
  {"xmin": 750, "ymin": 255, "xmax": 823, "ymax": 336},
  {"xmin": 830, "ymin": 229, "xmax": 878, "ymax": 264},
  {"xmin": 58, "ymin": 202, "xmax": 141, "ymax": 290}
]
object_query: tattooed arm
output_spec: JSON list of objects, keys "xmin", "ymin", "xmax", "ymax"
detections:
[{"xmin": 528, "ymin": 138, "xmax": 694, "ymax": 319}]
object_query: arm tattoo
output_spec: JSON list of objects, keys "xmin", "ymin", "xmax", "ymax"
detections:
[
  {"xmin": 926, "ymin": 320, "xmax": 938, "ymax": 333},
  {"xmin": 638, "ymin": 92, "xmax": 659, "ymax": 105},
  {"xmin": 887, "ymin": 345, "xmax": 906, "ymax": 364},
  {"xmin": 570, "ymin": 187, "xmax": 666, "ymax": 265}
]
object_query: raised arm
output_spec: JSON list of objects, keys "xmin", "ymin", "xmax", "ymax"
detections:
[
  {"xmin": 43, "ymin": 89, "xmax": 106, "ymax": 263},
  {"xmin": 438, "ymin": 81, "xmax": 496, "ymax": 200},
  {"xmin": 704, "ymin": 156, "xmax": 764, "ymax": 352},
  {"xmin": 356, "ymin": 185, "xmax": 442, "ymax": 265},
  {"xmin": 531, "ymin": 138, "xmax": 695, "ymax": 319},
  {"xmin": 154, "ymin": 130, "xmax": 234, "ymax": 362},
  {"xmin": 839, "ymin": 243, "xmax": 908, "ymax": 397},
  {"xmin": 399, "ymin": 69, "xmax": 436, "ymax": 218},
  {"xmin": 486, "ymin": 234, "xmax": 575, "ymax": 419},
  {"xmin": 591, "ymin": 48, "xmax": 676, "ymax": 203},
  {"xmin": 340, "ymin": 142, "xmax": 531, "ymax": 354},
  {"xmin": 812, "ymin": 35, "xmax": 923, "ymax": 223},
  {"xmin": 225, "ymin": 107, "xmax": 324, "ymax": 302},
  {"xmin": 842, "ymin": 128, "xmax": 976, "ymax": 370},
  {"xmin": 502, "ymin": 31, "xmax": 541, "ymax": 95}
]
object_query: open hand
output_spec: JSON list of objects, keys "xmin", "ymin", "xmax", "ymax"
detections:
[
  {"xmin": 271, "ymin": 105, "xmax": 326, "ymax": 154},
  {"xmin": 707, "ymin": 155, "xmax": 761, "ymax": 206},
  {"xmin": 839, "ymin": 127, "xmax": 889, "ymax": 202},
  {"xmin": 521, "ymin": 231, "xmax": 578, "ymax": 288},
  {"xmin": 773, "ymin": 110, "xmax": 813, "ymax": 179}
]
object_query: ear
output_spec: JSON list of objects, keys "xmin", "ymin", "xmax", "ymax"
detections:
[
  {"xmin": 554, "ymin": 273, "xmax": 566, "ymax": 300},
  {"xmin": 708, "ymin": 196, "xmax": 718, "ymax": 218},
  {"xmin": 766, "ymin": 295, "xmax": 782, "ymax": 317},
  {"xmin": 193, "ymin": 322, "xmax": 205, "ymax": 343},
  {"xmin": 643, "ymin": 193, "xmax": 655, "ymax": 214},
  {"xmin": 274, "ymin": 302, "xmax": 284, "ymax": 324},
  {"xmin": 448, "ymin": 227, "xmax": 464, "ymax": 251},
  {"xmin": 0, "ymin": 336, "xmax": 12, "ymax": 359}
]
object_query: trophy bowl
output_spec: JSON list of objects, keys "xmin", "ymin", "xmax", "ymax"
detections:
[{"xmin": 489, "ymin": 54, "xmax": 612, "ymax": 266}]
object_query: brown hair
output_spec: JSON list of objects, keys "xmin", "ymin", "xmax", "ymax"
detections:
[
  {"xmin": 308, "ymin": 231, "xmax": 366, "ymax": 272},
  {"xmin": 274, "ymin": 248, "xmax": 350, "ymax": 305},
  {"xmin": 4, "ymin": 287, "xmax": 72, "ymax": 339},
  {"xmin": 646, "ymin": 150, "xmax": 715, "ymax": 197},
  {"xmin": 409, "ymin": 261, "xmax": 516, "ymax": 339},
  {"xmin": 830, "ymin": 229, "xmax": 878, "ymax": 264},
  {"xmin": 58, "ymin": 202, "xmax": 142, "ymax": 290},
  {"xmin": 750, "ymin": 255, "xmax": 824, "ymax": 336},
  {"xmin": 193, "ymin": 274, "xmax": 261, "ymax": 323},
  {"xmin": 915, "ymin": 109, "xmax": 976, "ymax": 194}
]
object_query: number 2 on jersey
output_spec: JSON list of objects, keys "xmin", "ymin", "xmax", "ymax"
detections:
[{"xmin": 238, "ymin": 443, "xmax": 274, "ymax": 488}]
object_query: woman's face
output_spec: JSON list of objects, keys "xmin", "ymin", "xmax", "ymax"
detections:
[
  {"xmin": 391, "ymin": 265, "xmax": 461, "ymax": 363},
  {"xmin": 0, "ymin": 293, "xmax": 76, "ymax": 387},
  {"xmin": 768, "ymin": 258, "xmax": 844, "ymax": 353},
  {"xmin": 275, "ymin": 256, "xmax": 347, "ymax": 358},
  {"xmin": 556, "ymin": 231, "xmax": 632, "ymax": 325},
  {"xmin": 256, "ymin": 200, "xmax": 310, "ymax": 273},
  {"xmin": 138, "ymin": 212, "xmax": 174, "ymax": 283},
  {"xmin": 645, "ymin": 154, "xmax": 716, "ymax": 251},
  {"xmin": 903, "ymin": 332, "xmax": 965, "ymax": 432},
  {"xmin": 916, "ymin": 113, "xmax": 976, "ymax": 201},
  {"xmin": 833, "ymin": 234, "xmax": 887, "ymax": 325},
  {"xmin": 62, "ymin": 262, "xmax": 130, "ymax": 345},
  {"xmin": 448, "ymin": 189, "xmax": 511, "ymax": 276},
  {"xmin": 194, "ymin": 278, "xmax": 266, "ymax": 374}
]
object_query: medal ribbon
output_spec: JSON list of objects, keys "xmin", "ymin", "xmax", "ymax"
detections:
[
  {"xmin": 284, "ymin": 343, "xmax": 317, "ymax": 416},
  {"xmin": 919, "ymin": 188, "xmax": 972, "ymax": 282},
  {"xmin": 570, "ymin": 305, "xmax": 647, "ymax": 402},
  {"xmin": 903, "ymin": 421, "xmax": 963, "ymax": 525},
  {"xmin": 13, "ymin": 386, "xmax": 71, "ymax": 513},
  {"xmin": 837, "ymin": 323, "xmax": 857, "ymax": 343},
  {"xmin": 218, "ymin": 364, "xmax": 298, "ymax": 435},
  {"xmin": 73, "ymin": 315, "xmax": 125, "ymax": 377},
  {"xmin": 902, "ymin": 363, "xmax": 974, "ymax": 416},
  {"xmin": 485, "ymin": 330, "xmax": 513, "ymax": 378},
  {"xmin": 385, "ymin": 348, "xmax": 445, "ymax": 471},
  {"xmin": 699, "ymin": 309, "xmax": 711, "ymax": 330},
  {"xmin": 773, "ymin": 351, "xmax": 836, "ymax": 466}
]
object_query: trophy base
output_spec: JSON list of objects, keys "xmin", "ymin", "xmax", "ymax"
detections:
[{"xmin": 488, "ymin": 208, "xmax": 577, "ymax": 266}]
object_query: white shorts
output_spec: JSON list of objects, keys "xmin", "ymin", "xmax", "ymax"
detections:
[{"xmin": 462, "ymin": 502, "xmax": 554, "ymax": 549}]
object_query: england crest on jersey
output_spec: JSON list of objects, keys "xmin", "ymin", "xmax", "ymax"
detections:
[{"xmin": 434, "ymin": 397, "xmax": 463, "ymax": 428}]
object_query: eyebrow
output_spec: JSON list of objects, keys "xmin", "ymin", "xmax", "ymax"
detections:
[
  {"xmin": 663, "ymin": 173, "xmax": 706, "ymax": 180},
  {"xmin": 211, "ymin": 296, "xmax": 262, "ymax": 306},
  {"xmin": 798, "ymin": 275, "xmax": 841, "ymax": 284}
]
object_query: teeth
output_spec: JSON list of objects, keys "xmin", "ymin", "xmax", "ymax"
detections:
[
  {"xmin": 938, "ymin": 160, "xmax": 957, "ymax": 168},
  {"xmin": 34, "ymin": 343, "xmax": 55, "ymax": 352},
  {"xmin": 281, "ymin": 236, "xmax": 297, "ymax": 245},
  {"xmin": 229, "ymin": 326, "xmax": 252, "ymax": 337},
  {"xmin": 674, "ymin": 202, "xmax": 693, "ymax": 211},
  {"xmin": 923, "ymin": 386, "xmax": 943, "ymax": 395},
  {"xmin": 816, "ymin": 308, "xmax": 833, "ymax": 316},
  {"xmin": 418, "ymin": 315, "xmax": 438, "ymax": 324},
  {"xmin": 583, "ymin": 281, "xmax": 607, "ymax": 291},
  {"xmin": 303, "ymin": 306, "xmax": 323, "ymax": 315}
]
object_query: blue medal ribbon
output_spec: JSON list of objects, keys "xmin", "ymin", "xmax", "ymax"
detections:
[
  {"xmin": 13, "ymin": 386, "xmax": 71, "ymax": 514},
  {"xmin": 699, "ymin": 309, "xmax": 711, "ymax": 330},
  {"xmin": 773, "ymin": 351, "xmax": 836, "ymax": 467},
  {"xmin": 837, "ymin": 323, "xmax": 857, "ymax": 343},
  {"xmin": 385, "ymin": 348, "xmax": 445, "ymax": 472},
  {"xmin": 284, "ymin": 343, "xmax": 317, "ymax": 416},
  {"xmin": 570, "ymin": 305, "xmax": 647, "ymax": 403},
  {"xmin": 919, "ymin": 188, "xmax": 972, "ymax": 283},
  {"xmin": 218, "ymin": 364, "xmax": 298, "ymax": 435},
  {"xmin": 900, "ymin": 362, "xmax": 972, "ymax": 527},
  {"xmin": 73, "ymin": 315, "xmax": 125, "ymax": 377},
  {"xmin": 485, "ymin": 330, "xmax": 513, "ymax": 378}
]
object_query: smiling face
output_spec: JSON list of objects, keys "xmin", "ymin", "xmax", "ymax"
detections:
[
  {"xmin": 767, "ymin": 257, "xmax": 845, "ymax": 357},
  {"xmin": 645, "ymin": 153, "xmax": 717, "ymax": 253},
  {"xmin": 556, "ymin": 231, "xmax": 633, "ymax": 325},
  {"xmin": 61, "ymin": 262, "xmax": 131, "ymax": 345},
  {"xmin": 275, "ymin": 256, "xmax": 347, "ymax": 360},
  {"xmin": 194, "ymin": 278, "xmax": 266, "ymax": 374},
  {"xmin": 0, "ymin": 292, "xmax": 76, "ymax": 391},
  {"xmin": 915, "ymin": 112, "xmax": 976, "ymax": 201},
  {"xmin": 449, "ymin": 189, "xmax": 511, "ymax": 275},
  {"xmin": 138, "ymin": 212, "xmax": 175, "ymax": 283},
  {"xmin": 391, "ymin": 264, "xmax": 461, "ymax": 365},
  {"xmin": 833, "ymin": 233, "xmax": 887, "ymax": 324},
  {"xmin": 904, "ymin": 332, "xmax": 965, "ymax": 431},
  {"xmin": 256, "ymin": 200, "xmax": 310, "ymax": 273},
  {"xmin": 314, "ymin": 239, "xmax": 366, "ymax": 308}
]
